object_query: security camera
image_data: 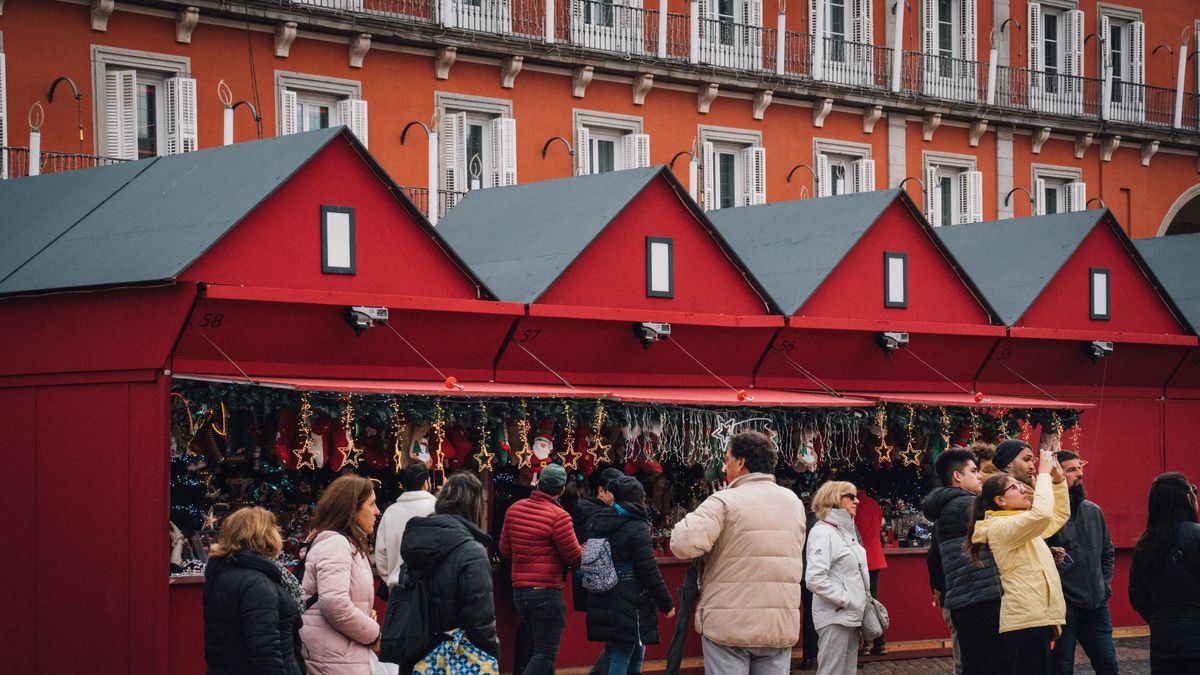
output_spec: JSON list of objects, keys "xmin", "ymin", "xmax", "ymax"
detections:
[
  {"xmin": 1086, "ymin": 340, "xmax": 1114, "ymax": 362},
  {"xmin": 634, "ymin": 322, "xmax": 671, "ymax": 348},
  {"xmin": 876, "ymin": 331, "xmax": 910, "ymax": 353},
  {"xmin": 345, "ymin": 306, "xmax": 389, "ymax": 336}
]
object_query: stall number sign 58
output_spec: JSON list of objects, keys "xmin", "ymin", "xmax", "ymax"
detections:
[{"xmin": 198, "ymin": 313, "xmax": 225, "ymax": 328}]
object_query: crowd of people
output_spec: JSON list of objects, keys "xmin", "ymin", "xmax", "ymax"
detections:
[{"xmin": 200, "ymin": 431, "xmax": 1200, "ymax": 675}]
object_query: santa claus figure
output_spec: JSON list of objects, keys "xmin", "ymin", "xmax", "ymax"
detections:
[{"xmin": 530, "ymin": 418, "xmax": 557, "ymax": 472}]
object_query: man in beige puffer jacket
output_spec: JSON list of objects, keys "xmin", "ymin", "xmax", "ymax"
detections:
[{"xmin": 670, "ymin": 430, "xmax": 807, "ymax": 674}]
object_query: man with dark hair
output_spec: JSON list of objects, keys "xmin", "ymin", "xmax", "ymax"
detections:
[
  {"xmin": 991, "ymin": 438, "xmax": 1037, "ymax": 487},
  {"xmin": 1047, "ymin": 451, "xmax": 1118, "ymax": 675},
  {"xmin": 572, "ymin": 467, "xmax": 627, "ymax": 675},
  {"xmin": 923, "ymin": 447, "xmax": 1007, "ymax": 675},
  {"xmin": 670, "ymin": 431, "xmax": 806, "ymax": 674},
  {"xmin": 500, "ymin": 463, "xmax": 584, "ymax": 675},
  {"xmin": 374, "ymin": 462, "xmax": 435, "ymax": 588}
]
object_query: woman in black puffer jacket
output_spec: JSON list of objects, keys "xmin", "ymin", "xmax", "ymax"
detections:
[
  {"xmin": 585, "ymin": 476, "xmax": 675, "ymax": 675},
  {"xmin": 203, "ymin": 507, "xmax": 304, "ymax": 675},
  {"xmin": 401, "ymin": 472, "xmax": 500, "ymax": 660}
]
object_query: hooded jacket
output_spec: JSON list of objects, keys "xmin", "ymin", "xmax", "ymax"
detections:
[
  {"xmin": 1045, "ymin": 497, "xmax": 1114, "ymax": 610},
  {"xmin": 670, "ymin": 473, "xmax": 806, "ymax": 648},
  {"xmin": 969, "ymin": 477, "xmax": 1070, "ymax": 635},
  {"xmin": 401, "ymin": 514, "xmax": 501, "ymax": 657},
  {"xmin": 499, "ymin": 489, "xmax": 583, "ymax": 588},
  {"xmin": 923, "ymin": 486, "xmax": 1002, "ymax": 611},
  {"xmin": 1129, "ymin": 521, "xmax": 1200, "ymax": 660},
  {"xmin": 584, "ymin": 502, "xmax": 674, "ymax": 645},
  {"xmin": 805, "ymin": 508, "xmax": 870, "ymax": 631},
  {"xmin": 203, "ymin": 550, "xmax": 304, "ymax": 675},
  {"xmin": 572, "ymin": 497, "xmax": 608, "ymax": 612},
  {"xmin": 374, "ymin": 490, "xmax": 437, "ymax": 588},
  {"xmin": 299, "ymin": 531, "xmax": 380, "ymax": 675}
]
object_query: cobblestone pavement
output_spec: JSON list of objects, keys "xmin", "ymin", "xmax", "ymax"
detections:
[{"xmin": 852, "ymin": 636, "xmax": 1151, "ymax": 674}]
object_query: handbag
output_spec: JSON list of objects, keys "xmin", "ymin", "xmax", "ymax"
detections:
[
  {"xmin": 857, "ymin": 550, "xmax": 890, "ymax": 641},
  {"xmin": 413, "ymin": 628, "xmax": 499, "ymax": 674}
]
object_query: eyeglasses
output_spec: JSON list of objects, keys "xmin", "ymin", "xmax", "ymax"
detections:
[
  {"xmin": 841, "ymin": 494, "xmax": 859, "ymax": 502},
  {"xmin": 1004, "ymin": 483, "xmax": 1026, "ymax": 494},
  {"xmin": 1190, "ymin": 484, "xmax": 1198, "ymax": 496}
]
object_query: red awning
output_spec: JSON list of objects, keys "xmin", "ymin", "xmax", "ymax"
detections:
[
  {"xmin": 603, "ymin": 387, "xmax": 873, "ymax": 407},
  {"xmin": 865, "ymin": 392, "xmax": 1094, "ymax": 409}
]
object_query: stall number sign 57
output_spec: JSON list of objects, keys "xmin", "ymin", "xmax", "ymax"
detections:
[{"xmin": 198, "ymin": 313, "xmax": 225, "ymax": 328}]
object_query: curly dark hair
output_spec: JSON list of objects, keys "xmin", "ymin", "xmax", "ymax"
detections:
[{"xmin": 729, "ymin": 430, "xmax": 778, "ymax": 475}]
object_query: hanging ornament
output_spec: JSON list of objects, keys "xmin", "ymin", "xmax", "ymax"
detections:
[
  {"xmin": 475, "ymin": 402, "xmax": 495, "ymax": 471},
  {"xmin": 585, "ymin": 402, "xmax": 613, "ymax": 464},
  {"xmin": 432, "ymin": 399, "xmax": 447, "ymax": 472},
  {"xmin": 389, "ymin": 401, "xmax": 407, "ymax": 471},
  {"xmin": 938, "ymin": 406, "xmax": 952, "ymax": 445},
  {"xmin": 900, "ymin": 404, "xmax": 922, "ymax": 466},
  {"xmin": 560, "ymin": 404, "xmax": 580, "ymax": 470},
  {"xmin": 968, "ymin": 406, "xmax": 981, "ymax": 444},
  {"xmin": 515, "ymin": 400, "xmax": 533, "ymax": 469},
  {"xmin": 873, "ymin": 404, "xmax": 891, "ymax": 464},
  {"xmin": 1070, "ymin": 420, "xmax": 1082, "ymax": 452},
  {"xmin": 294, "ymin": 393, "xmax": 318, "ymax": 471},
  {"xmin": 337, "ymin": 395, "xmax": 364, "ymax": 470}
]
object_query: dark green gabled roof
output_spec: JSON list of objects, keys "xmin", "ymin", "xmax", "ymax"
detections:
[
  {"xmin": 708, "ymin": 189, "xmax": 904, "ymax": 316},
  {"xmin": 934, "ymin": 210, "xmax": 1105, "ymax": 326},
  {"xmin": 437, "ymin": 166, "xmax": 663, "ymax": 304},
  {"xmin": 0, "ymin": 127, "xmax": 421, "ymax": 295},
  {"xmin": 1135, "ymin": 233, "xmax": 1200, "ymax": 334}
]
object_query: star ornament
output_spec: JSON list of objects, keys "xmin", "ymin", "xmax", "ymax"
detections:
[
  {"xmin": 294, "ymin": 436, "xmax": 317, "ymax": 471},
  {"xmin": 900, "ymin": 444, "xmax": 924, "ymax": 467},
  {"xmin": 560, "ymin": 444, "xmax": 581, "ymax": 470},
  {"xmin": 339, "ymin": 442, "xmax": 364, "ymax": 470},
  {"xmin": 585, "ymin": 432, "xmax": 612, "ymax": 464}
]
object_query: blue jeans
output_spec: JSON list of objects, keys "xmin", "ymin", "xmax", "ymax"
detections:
[
  {"xmin": 1051, "ymin": 602, "xmax": 1119, "ymax": 675},
  {"xmin": 607, "ymin": 642, "xmax": 644, "ymax": 675},
  {"xmin": 514, "ymin": 588, "xmax": 566, "ymax": 675}
]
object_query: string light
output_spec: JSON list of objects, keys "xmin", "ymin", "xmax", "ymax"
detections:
[
  {"xmin": 294, "ymin": 393, "xmax": 317, "ymax": 470},
  {"xmin": 390, "ymin": 401, "xmax": 407, "ymax": 471},
  {"xmin": 968, "ymin": 406, "xmax": 981, "ymax": 444},
  {"xmin": 515, "ymin": 400, "xmax": 533, "ymax": 469},
  {"xmin": 586, "ymin": 402, "xmax": 612, "ymax": 463},
  {"xmin": 1071, "ymin": 420, "xmax": 1082, "ymax": 452},
  {"xmin": 560, "ymin": 403, "xmax": 580, "ymax": 470},
  {"xmin": 938, "ymin": 406, "xmax": 951, "ymax": 444},
  {"xmin": 475, "ymin": 401, "xmax": 495, "ymax": 471},
  {"xmin": 338, "ymin": 395, "xmax": 363, "ymax": 469},
  {"xmin": 210, "ymin": 401, "xmax": 229, "ymax": 438},
  {"xmin": 874, "ymin": 404, "xmax": 891, "ymax": 464},
  {"xmin": 900, "ymin": 404, "xmax": 922, "ymax": 466},
  {"xmin": 432, "ymin": 399, "xmax": 447, "ymax": 475}
]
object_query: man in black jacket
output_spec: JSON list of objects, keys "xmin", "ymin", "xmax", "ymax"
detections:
[
  {"xmin": 924, "ymin": 447, "xmax": 1007, "ymax": 675},
  {"xmin": 572, "ymin": 467, "xmax": 625, "ymax": 674},
  {"xmin": 1047, "ymin": 451, "xmax": 1118, "ymax": 675}
]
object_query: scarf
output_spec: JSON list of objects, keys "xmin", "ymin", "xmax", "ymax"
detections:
[{"xmin": 273, "ymin": 558, "xmax": 306, "ymax": 612}]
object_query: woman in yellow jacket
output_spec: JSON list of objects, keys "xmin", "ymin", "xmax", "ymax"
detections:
[{"xmin": 965, "ymin": 448, "xmax": 1069, "ymax": 675}]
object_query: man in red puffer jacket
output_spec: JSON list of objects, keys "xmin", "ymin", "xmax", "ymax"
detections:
[{"xmin": 500, "ymin": 463, "xmax": 583, "ymax": 674}]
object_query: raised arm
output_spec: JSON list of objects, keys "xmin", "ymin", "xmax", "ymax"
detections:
[{"xmin": 669, "ymin": 494, "xmax": 726, "ymax": 560}]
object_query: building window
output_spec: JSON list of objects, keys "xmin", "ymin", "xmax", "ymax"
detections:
[
  {"xmin": 276, "ymin": 72, "xmax": 367, "ymax": 147},
  {"xmin": 1028, "ymin": 3, "xmax": 1084, "ymax": 109},
  {"xmin": 811, "ymin": 0, "xmax": 873, "ymax": 85},
  {"xmin": 814, "ymin": 139, "xmax": 873, "ymax": 197},
  {"xmin": 700, "ymin": 125, "xmax": 765, "ymax": 210},
  {"xmin": 574, "ymin": 111, "xmax": 649, "ymax": 175},
  {"xmin": 884, "ymin": 252, "xmax": 908, "ymax": 308},
  {"xmin": 92, "ymin": 47, "xmax": 195, "ymax": 161},
  {"xmin": 646, "ymin": 236, "xmax": 674, "ymax": 298},
  {"xmin": 321, "ymin": 206, "xmax": 356, "ymax": 275},
  {"xmin": 924, "ymin": 152, "xmax": 982, "ymax": 226},
  {"xmin": 1098, "ymin": 6, "xmax": 1145, "ymax": 119},
  {"xmin": 1090, "ymin": 267, "xmax": 1110, "ymax": 319},
  {"xmin": 1033, "ymin": 165, "xmax": 1086, "ymax": 215},
  {"xmin": 438, "ymin": 93, "xmax": 516, "ymax": 196}
]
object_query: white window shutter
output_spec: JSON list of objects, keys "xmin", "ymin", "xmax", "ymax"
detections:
[
  {"xmin": 922, "ymin": 0, "xmax": 937, "ymax": 73},
  {"xmin": 1035, "ymin": 177, "xmax": 1047, "ymax": 215},
  {"xmin": 702, "ymin": 141, "xmax": 716, "ymax": 211},
  {"xmin": 576, "ymin": 126, "xmax": 591, "ymax": 175},
  {"xmin": 631, "ymin": 133, "xmax": 650, "ymax": 168},
  {"xmin": 164, "ymin": 77, "xmax": 198, "ymax": 155},
  {"xmin": 741, "ymin": 146, "xmax": 766, "ymax": 205},
  {"xmin": 808, "ymin": 0, "xmax": 821, "ymax": 38},
  {"xmin": 966, "ymin": 170, "xmax": 983, "ymax": 222},
  {"xmin": 338, "ymin": 99, "xmax": 369, "ymax": 148},
  {"xmin": 1066, "ymin": 181, "xmax": 1087, "ymax": 212},
  {"xmin": 816, "ymin": 154, "xmax": 832, "ymax": 198},
  {"xmin": 1028, "ymin": 3, "xmax": 1043, "ymax": 72},
  {"xmin": 104, "ymin": 70, "xmax": 138, "ymax": 161},
  {"xmin": 960, "ymin": 0, "xmax": 977, "ymax": 63},
  {"xmin": 1100, "ymin": 15, "xmax": 1112, "ymax": 70},
  {"xmin": 280, "ymin": 90, "xmax": 298, "ymax": 137},
  {"xmin": 0, "ymin": 52, "xmax": 8, "ymax": 178},
  {"xmin": 851, "ymin": 158, "xmax": 875, "ymax": 193},
  {"xmin": 854, "ymin": 0, "xmax": 872, "ymax": 46},
  {"xmin": 441, "ymin": 111, "xmax": 467, "ymax": 193},
  {"xmin": 698, "ymin": 0, "xmax": 710, "ymax": 40},
  {"xmin": 1129, "ymin": 21, "xmax": 1145, "ymax": 86},
  {"xmin": 489, "ymin": 117, "xmax": 517, "ymax": 187},
  {"xmin": 925, "ymin": 165, "xmax": 940, "ymax": 225},
  {"xmin": 1064, "ymin": 10, "xmax": 1084, "ymax": 78}
]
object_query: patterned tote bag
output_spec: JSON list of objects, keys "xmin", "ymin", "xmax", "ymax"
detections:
[{"xmin": 412, "ymin": 629, "xmax": 499, "ymax": 674}]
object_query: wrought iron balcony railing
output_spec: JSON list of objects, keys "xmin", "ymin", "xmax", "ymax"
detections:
[{"xmin": 1, "ymin": 147, "xmax": 128, "ymax": 180}]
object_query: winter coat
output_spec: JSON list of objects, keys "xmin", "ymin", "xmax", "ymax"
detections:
[
  {"xmin": 805, "ymin": 508, "xmax": 870, "ymax": 631},
  {"xmin": 670, "ymin": 472, "xmax": 806, "ymax": 649},
  {"xmin": 969, "ymin": 477, "xmax": 1069, "ymax": 635},
  {"xmin": 584, "ymin": 502, "xmax": 675, "ymax": 645},
  {"xmin": 499, "ymin": 489, "xmax": 583, "ymax": 588},
  {"xmin": 204, "ymin": 550, "xmax": 304, "ymax": 675},
  {"xmin": 923, "ymin": 486, "xmax": 1002, "ymax": 611},
  {"xmin": 854, "ymin": 492, "xmax": 887, "ymax": 571},
  {"xmin": 1046, "ymin": 499, "xmax": 1115, "ymax": 609},
  {"xmin": 401, "ymin": 514, "xmax": 501, "ymax": 658},
  {"xmin": 374, "ymin": 490, "xmax": 437, "ymax": 588},
  {"xmin": 1129, "ymin": 521, "xmax": 1200, "ymax": 660},
  {"xmin": 572, "ymin": 497, "xmax": 608, "ymax": 612},
  {"xmin": 299, "ymin": 531, "xmax": 381, "ymax": 675}
]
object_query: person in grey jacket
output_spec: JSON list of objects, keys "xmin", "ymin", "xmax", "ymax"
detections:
[
  {"xmin": 923, "ymin": 447, "xmax": 1007, "ymax": 675},
  {"xmin": 1046, "ymin": 451, "xmax": 1117, "ymax": 675},
  {"xmin": 805, "ymin": 480, "xmax": 869, "ymax": 675}
]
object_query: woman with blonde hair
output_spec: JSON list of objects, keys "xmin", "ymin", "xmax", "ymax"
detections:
[
  {"xmin": 204, "ymin": 506, "xmax": 305, "ymax": 675},
  {"xmin": 300, "ymin": 475, "xmax": 382, "ymax": 674},
  {"xmin": 805, "ymin": 480, "xmax": 869, "ymax": 675}
]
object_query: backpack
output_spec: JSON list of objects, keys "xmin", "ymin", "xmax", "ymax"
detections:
[
  {"xmin": 379, "ymin": 562, "xmax": 435, "ymax": 669},
  {"xmin": 580, "ymin": 538, "xmax": 620, "ymax": 593},
  {"xmin": 292, "ymin": 542, "xmax": 320, "ymax": 611}
]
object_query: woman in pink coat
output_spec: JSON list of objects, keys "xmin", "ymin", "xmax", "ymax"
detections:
[{"xmin": 300, "ymin": 475, "xmax": 382, "ymax": 674}]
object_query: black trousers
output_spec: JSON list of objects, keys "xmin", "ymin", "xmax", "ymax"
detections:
[
  {"xmin": 1002, "ymin": 626, "xmax": 1054, "ymax": 675},
  {"xmin": 1150, "ymin": 656, "xmax": 1200, "ymax": 674},
  {"xmin": 801, "ymin": 582, "xmax": 819, "ymax": 658},
  {"xmin": 950, "ymin": 599, "xmax": 1007, "ymax": 675},
  {"xmin": 514, "ymin": 588, "xmax": 567, "ymax": 675},
  {"xmin": 869, "ymin": 569, "xmax": 885, "ymax": 649}
]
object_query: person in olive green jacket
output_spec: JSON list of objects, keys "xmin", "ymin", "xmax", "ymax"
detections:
[{"xmin": 966, "ymin": 449, "xmax": 1070, "ymax": 675}]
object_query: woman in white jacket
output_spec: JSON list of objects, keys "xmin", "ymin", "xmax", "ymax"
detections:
[{"xmin": 805, "ymin": 480, "xmax": 869, "ymax": 675}]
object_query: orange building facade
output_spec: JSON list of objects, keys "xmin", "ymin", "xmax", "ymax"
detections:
[{"xmin": 1, "ymin": 0, "xmax": 1198, "ymax": 237}]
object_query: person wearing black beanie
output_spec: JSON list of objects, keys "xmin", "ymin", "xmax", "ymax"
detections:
[{"xmin": 993, "ymin": 439, "xmax": 1038, "ymax": 487}]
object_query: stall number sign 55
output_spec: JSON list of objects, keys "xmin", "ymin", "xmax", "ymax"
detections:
[{"xmin": 197, "ymin": 313, "xmax": 225, "ymax": 328}]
